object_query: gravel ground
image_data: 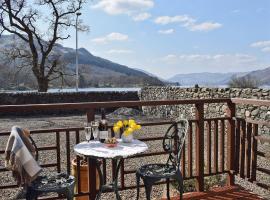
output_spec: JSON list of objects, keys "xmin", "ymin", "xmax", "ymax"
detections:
[{"xmin": 0, "ymin": 114, "xmax": 269, "ymax": 200}]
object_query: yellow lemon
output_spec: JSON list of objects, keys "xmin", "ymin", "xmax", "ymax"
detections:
[
  {"xmin": 127, "ymin": 127, "xmax": 134, "ymax": 134},
  {"xmin": 136, "ymin": 125, "xmax": 141, "ymax": 130},
  {"xmin": 123, "ymin": 120, "xmax": 129, "ymax": 126},
  {"xmin": 123, "ymin": 130, "xmax": 129, "ymax": 136},
  {"xmin": 113, "ymin": 126, "xmax": 120, "ymax": 133},
  {"xmin": 116, "ymin": 121, "xmax": 123, "ymax": 128},
  {"xmin": 130, "ymin": 123, "xmax": 137, "ymax": 129},
  {"xmin": 128, "ymin": 119, "xmax": 135, "ymax": 125}
]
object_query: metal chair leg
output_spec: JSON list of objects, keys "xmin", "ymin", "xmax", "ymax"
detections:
[
  {"xmin": 175, "ymin": 171, "xmax": 184, "ymax": 200},
  {"xmin": 166, "ymin": 178, "xmax": 170, "ymax": 200},
  {"xmin": 142, "ymin": 179, "xmax": 153, "ymax": 200},
  {"xmin": 65, "ymin": 188, "xmax": 74, "ymax": 200},
  {"xmin": 136, "ymin": 172, "xmax": 140, "ymax": 200},
  {"xmin": 25, "ymin": 187, "xmax": 35, "ymax": 200}
]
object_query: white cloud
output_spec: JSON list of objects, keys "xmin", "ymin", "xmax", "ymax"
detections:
[
  {"xmin": 162, "ymin": 53, "xmax": 256, "ymax": 65},
  {"xmin": 158, "ymin": 29, "xmax": 175, "ymax": 34},
  {"xmin": 262, "ymin": 47, "xmax": 270, "ymax": 52},
  {"xmin": 161, "ymin": 54, "xmax": 178, "ymax": 63},
  {"xmin": 189, "ymin": 22, "xmax": 222, "ymax": 32},
  {"xmin": 250, "ymin": 40, "xmax": 270, "ymax": 52},
  {"xmin": 107, "ymin": 49, "xmax": 133, "ymax": 54},
  {"xmin": 232, "ymin": 9, "xmax": 240, "ymax": 13},
  {"xmin": 154, "ymin": 15, "xmax": 222, "ymax": 32},
  {"xmin": 250, "ymin": 40, "xmax": 270, "ymax": 48},
  {"xmin": 154, "ymin": 15, "xmax": 195, "ymax": 25},
  {"xmin": 91, "ymin": 0, "xmax": 154, "ymax": 15},
  {"xmin": 92, "ymin": 32, "xmax": 128, "ymax": 44},
  {"xmin": 132, "ymin": 12, "xmax": 151, "ymax": 21}
]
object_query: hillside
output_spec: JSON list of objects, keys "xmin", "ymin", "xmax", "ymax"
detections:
[
  {"xmin": 244, "ymin": 67, "xmax": 270, "ymax": 85},
  {"xmin": 168, "ymin": 72, "xmax": 247, "ymax": 86},
  {"xmin": 0, "ymin": 35, "xmax": 164, "ymax": 90}
]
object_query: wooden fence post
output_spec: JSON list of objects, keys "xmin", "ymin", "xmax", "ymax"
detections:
[
  {"xmin": 250, "ymin": 124, "xmax": 258, "ymax": 182},
  {"xmin": 226, "ymin": 102, "xmax": 236, "ymax": 186},
  {"xmin": 86, "ymin": 109, "xmax": 97, "ymax": 200},
  {"xmin": 195, "ymin": 103, "xmax": 204, "ymax": 191}
]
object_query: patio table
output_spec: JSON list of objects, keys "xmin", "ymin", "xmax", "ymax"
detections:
[{"xmin": 74, "ymin": 139, "xmax": 148, "ymax": 200}]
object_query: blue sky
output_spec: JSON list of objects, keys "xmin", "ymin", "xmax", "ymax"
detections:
[{"xmin": 61, "ymin": 0, "xmax": 270, "ymax": 79}]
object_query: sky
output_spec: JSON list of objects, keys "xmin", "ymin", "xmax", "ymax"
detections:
[{"xmin": 54, "ymin": 1, "xmax": 270, "ymax": 79}]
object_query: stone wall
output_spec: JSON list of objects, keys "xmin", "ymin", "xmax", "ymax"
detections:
[
  {"xmin": 139, "ymin": 87, "xmax": 270, "ymax": 134},
  {"xmin": 0, "ymin": 88, "xmax": 269, "ymax": 134},
  {"xmin": 0, "ymin": 91, "xmax": 139, "ymax": 115}
]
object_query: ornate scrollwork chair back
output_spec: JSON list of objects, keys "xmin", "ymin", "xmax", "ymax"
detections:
[
  {"xmin": 163, "ymin": 119, "xmax": 189, "ymax": 169},
  {"xmin": 136, "ymin": 118, "xmax": 189, "ymax": 200}
]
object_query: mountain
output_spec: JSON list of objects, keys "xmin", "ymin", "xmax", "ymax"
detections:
[
  {"xmin": 168, "ymin": 72, "xmax": 248, "ymax": 86},
  {"xmin": 243, "ymin": 67, "xmax": 270, "ymax": 85},
  {"xmin": 0, "ymin": 35, "xmax": 164, "ymax": 90}
]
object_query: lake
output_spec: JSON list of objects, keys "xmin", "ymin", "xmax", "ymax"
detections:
[
  {"xmin": 48, "ymin": 88, "xmax": 141, "ymax": 93},
  {"xmin": 0, "ymin": 87, "xmax": 141, "ymax": 93},
  {"xmin": 1, "ymin": 85, "xmax": 269, "ymax": 93}
]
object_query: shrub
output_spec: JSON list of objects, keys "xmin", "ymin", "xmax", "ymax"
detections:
[{"xmin": 228, "ymin": 75, "xmax": 261, "ymax": 88}]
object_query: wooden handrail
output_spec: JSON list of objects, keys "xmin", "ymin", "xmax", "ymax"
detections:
[
  {"xmin": 0, "ymin": 98, "xmax": 231, "ymax": 113},
  {"xmin": 231, "ymin": 98, "xmax": 270, "ymax": 106}
]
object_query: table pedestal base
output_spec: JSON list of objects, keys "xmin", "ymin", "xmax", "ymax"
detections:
[{"xmin": 95, "ymin": 158, "xmax": 123, "ymax": 200}]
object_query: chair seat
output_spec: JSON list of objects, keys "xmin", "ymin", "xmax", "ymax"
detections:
[
  {"xmin": 137, "ymin": 164, "xmax": 176, "ymax": 178},
  {"xmin": 29, "ymin": 173, "xmax": 75, "ymax": 193}
]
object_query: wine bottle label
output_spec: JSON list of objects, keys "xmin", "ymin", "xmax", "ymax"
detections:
[{"xmin": 99, "ymin": 131, "xmax": 109, "ymax": 139}]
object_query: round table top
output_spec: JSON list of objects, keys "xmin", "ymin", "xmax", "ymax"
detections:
[{"xmin": 74, "ymin": 139, "xmax": 148, "ymax": 159}]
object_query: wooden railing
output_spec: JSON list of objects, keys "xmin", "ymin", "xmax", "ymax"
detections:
[
  {"xmin": 231, "ymin": 98, "xmax": 270, "ymax": 190},
  {"xmin": 0, "ymin": 98, "xmax": 269, "ymax": 199}
]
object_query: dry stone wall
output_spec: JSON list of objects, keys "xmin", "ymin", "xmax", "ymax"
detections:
[
  {"xmin": 0, "ymin": 91, "xmax": 139, "ymax": 115},
  {"xmin": 139, "ymin": 87, "xmax": 270, "ymax": 134}
]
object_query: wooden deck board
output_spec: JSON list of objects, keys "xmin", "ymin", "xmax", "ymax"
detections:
[
  {"xmin": 183, "ymin": 186, "xmax": 264, "ymax": 200},
  {"xmin": 161, "ymin": 185, "xmax": 264, "ymax": 200}
]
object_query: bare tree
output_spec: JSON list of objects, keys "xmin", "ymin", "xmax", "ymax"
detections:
[
  {"xmin": 0, "ymin": 0, "xmax": 86, "ymax": 92},
  {"xmin": 229, "ymin": 75, "xmax": 261, "ymax": 88}
]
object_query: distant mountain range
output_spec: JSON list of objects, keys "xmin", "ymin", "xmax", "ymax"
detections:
[
  {"xmin": 168, "ymin": 68, "xmax": 270, "ymax": 86},
  {"xmin": 243, "ymin": 67, "xmax": 270, "ymax": 85},
  {"xmin": 0, "ymin": 34, "xmax": 269, "ymax": 90},
  {"xmin": 168, "ymin": 72, "xmax": 248, "ymax": 86},
  {"xmin": 0, "ymin": 35, "xmax": 164, "ymax": 90}
]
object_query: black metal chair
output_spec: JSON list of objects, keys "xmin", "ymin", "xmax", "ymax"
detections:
[
  {"xmin": 11, "ymin": 127, "xmax": 75, "ymax": 200},
  {"xmin": 136, "ymin": 119, "xmax": 189, "ymax": 200}
]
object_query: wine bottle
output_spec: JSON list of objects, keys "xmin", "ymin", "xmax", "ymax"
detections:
[{"xmin": 99, "ymin": 109, "xmax": 109, "ymax": 143}]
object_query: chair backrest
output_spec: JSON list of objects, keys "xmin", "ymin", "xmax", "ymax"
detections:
[
  {"xmin": 15, "ymin": 127, "xmax": 39, "ymax": 161},
  {"xmin": 162, "ymin": 119, "xmax": 189, "ymax": 168},
  {"xmin": 28, "ymin": 135, "xmax": 39, "ymax": 161},
  {"xmin": 5, "ymin": 126, "xmax": 41, "ymax": 186}
]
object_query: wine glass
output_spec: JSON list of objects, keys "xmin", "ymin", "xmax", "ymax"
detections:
[
  {"xmin": 84, "ymin": 123, "xmax": 91, "ymax": 142},
  {"xmin": 90, "ymin": 121, "xmax": 99, "ymax": 141}
]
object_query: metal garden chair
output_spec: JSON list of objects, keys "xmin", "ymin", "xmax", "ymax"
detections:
[
  {"xmin": 136, "ymin": 119, "xmax": 189, "ymax": 200},
  {"xmin": 9, "ymin": 127, "xmax": 75, "ymax": 200}
]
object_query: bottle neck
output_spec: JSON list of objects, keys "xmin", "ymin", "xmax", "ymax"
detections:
[{"xmin": 101, "ymin": 109, "xmax": 106, "ymax": 120}]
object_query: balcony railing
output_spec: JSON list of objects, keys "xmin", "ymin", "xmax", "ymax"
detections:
[{"xmin": 0, "ymin": 98, "xmax": 269, "ymax": 199}]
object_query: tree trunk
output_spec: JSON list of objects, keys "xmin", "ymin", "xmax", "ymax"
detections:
[{"xmin": 37, "ymin": 77, "xmax": 49, "ymax": 92}]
